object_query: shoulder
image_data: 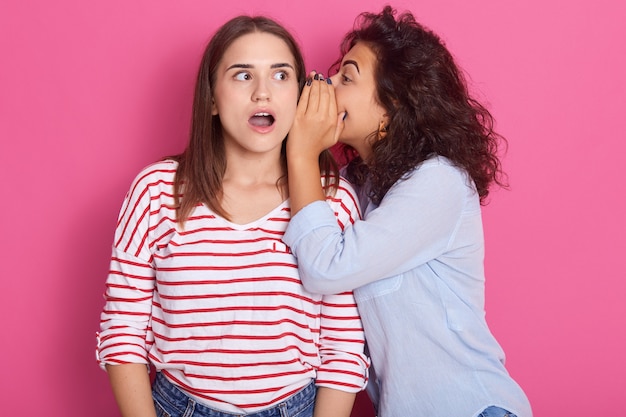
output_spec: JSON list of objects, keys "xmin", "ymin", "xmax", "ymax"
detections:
[
  {"xmin": 382, "ymin": 156, "xmax": 478, "ymax": 210},
  {"xmin": 124, "ymin": 159, "xmax": 178, "ymax": 201},
  {"xmin": 132, "ymin": 159, "xmax": 178, "ymax": 184},
  {"xmin": 130, "ymin": 160, "xmax": 178, "ymax": 189},
  {"xmin": 415, "ymin": 156, "xmax": 462, "ymax": 174},
  {"xmin": 406, "ymin": 156, "xmax": 472, "ymax": 189}
]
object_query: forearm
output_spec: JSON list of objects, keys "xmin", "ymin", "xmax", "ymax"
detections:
[
  {"xmin": 288, "ymin": 71, "xmax": 343, "ymax": 215},
  {"xmin": 106, "ymin": 363, "xmax": 157, "ymax": 417},
  {"xmin": 287, "ymin": 154, "xmax": 326, "ymax": 215},
  {"xmin": 313, "ymin": 387, "xmax": 356, "ymax": 417}
]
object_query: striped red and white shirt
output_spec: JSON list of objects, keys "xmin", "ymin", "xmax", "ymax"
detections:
[{"xmin": 97, "ymin": 160, "xmax": 368, "ymax": 413}]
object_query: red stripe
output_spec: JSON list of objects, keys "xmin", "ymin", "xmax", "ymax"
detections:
[
  {"xmin": 156, "ymin": 262, "xmax": 298, "ymax": 271},
  {"xmin": 320, "ymin": 313, "xmax": 361, "ymax": 321},
  {"xmin": 152, "ymin": 355, "xmax": 302, "ymax": 368},
  {"xmin": 151, "ymin": 316, "xmax": 319, "ymax": 330},
  {"xmin": 104, "ymin": 294, "xmax": 153, "ymax": 303},
  {"xmin": 153, "ymin": 247, "xmax": 287, "ymax": 259},
  {"xmin": 101, "ymin": 308, "xmax": 150, "ymax": 316},
  {"xmin": 157, "ymin": 345, "xmax": 318, "ymax": 358},
  {"xmin": 166, "ymin": 236, "xmax": 280, "ymax": 246},
  {"xmin": 184, "ymin": 368, "xmax": 312, "ymax": 382},
  {"xmin": 111, "ymin": 256, "xmax": 152, "ymax": 269},
  {"xmin": 314, "ymin": 379, "xmax": 362, "ymax": 389},
  {"xmin": 323, "ymin": 357, "xmax": 365, "ymax": 367},
  {"xmin": 164, "ymin": 371, "xmax": 306, "ymax": 409},
  {"xmin": 153, "ymin": 306, "xmax": 320, "ymax": 318},
  {"xmin": 157, "ymin": 290, "xmax": 317, "ymax": 303},
  {"xmin": 156, "ymin": 276, "xmax": 300, "ymax": 286},
  {"xmin": 97, "ymin": 332, "xmax": 145, "ymax": 343},
  {"xmin": 106, "ymin": 282, "xmax": 153, "ymax": 292},
  {"xmin": 115, "ymin": 166, "xmax": 176, "ymax": 229},
  {"xmin": 319, "ymin": 336, "xmax": 365, "ymax": 344},
  {"xmin": 100, "ymin": 341, "xmax": 146, "ymax": 353},
  {"xmin": 320, "ymin": 325, "xmax": 365, "ymax": 332},
  {"xmin": 155, "ymin": 331, "xmax": 315, "ymax": 344}
]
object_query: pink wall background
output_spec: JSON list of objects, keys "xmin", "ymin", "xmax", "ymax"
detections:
[{"xmin": 1, "ymin": 0, "xmax": 624, "ymax": 415}]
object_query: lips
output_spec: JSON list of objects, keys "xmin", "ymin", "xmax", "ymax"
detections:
[{"xmin": 249, "ymin": 112, "xmax": 275, "ymax": 127}]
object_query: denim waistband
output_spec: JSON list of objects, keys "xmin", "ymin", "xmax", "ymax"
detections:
[{"xmin": 152, "ymin": 372, "xmax": 316, "ymax": 417}]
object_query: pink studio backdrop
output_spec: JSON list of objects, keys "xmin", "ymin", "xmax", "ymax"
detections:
[{"xmin": 1, "ymin": 0, "xmax": 624, "ymax": 415}]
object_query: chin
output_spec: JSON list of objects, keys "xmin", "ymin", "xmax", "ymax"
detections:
[{"xmin": 338, "ymin": 136, "xmax": 357, "ymax": 148}]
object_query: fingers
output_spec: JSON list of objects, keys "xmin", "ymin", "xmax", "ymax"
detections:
[
  {"xmin": 308, "ymin": 72, "xmax": 325, "ymax": 114},
  {"xmin": 296, "ymin": 72, "xmax": 315, "ymax": 116},
  {"xmin": 318, "ymin": 74, "xmax": 342, "ymax": 144},
  {"xmin": 317, "ymin": 75, "xmax": 334, "ymax": 119},
  {"xmin": 325, "ymin": 76, "xmax": 338, "ymax": 118},
  {"xmin": 307, "ymin": 73, "xmax": 321, "ymax": 114},
  {"xmin": 292, "ymin": 71, "xmax": 339, "ymax": 152},
  {"xmin": 335, "ymin": 111, "xmax": 346, "ymax": 143},
  {"xmin": 299, "ymin": 71, "xmax": 335, "ymax": 115}
]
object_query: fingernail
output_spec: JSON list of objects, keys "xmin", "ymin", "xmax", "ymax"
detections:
[
  {"xmin": 326, "ymin": 78, "xmax": 332, "ymax": 85},
  {"xmin": 314, "ymin": 74, "xmax": 319, "ymax": 80},
  {"xmin": 306, "ymin": 77, "xmax": 312, "ymax": 86}
]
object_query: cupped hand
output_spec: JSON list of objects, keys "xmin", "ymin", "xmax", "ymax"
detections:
[{"xmin": 288, "ymin": 71, "xmax": 345, "ymax": 160}]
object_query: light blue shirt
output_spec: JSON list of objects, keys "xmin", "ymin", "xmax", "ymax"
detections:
[{"xmin": 284, "ymin": 157, "xmax": 532, "ymax": 417}]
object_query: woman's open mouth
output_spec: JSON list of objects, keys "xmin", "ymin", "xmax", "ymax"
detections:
[{"xmin": 249, "ymin": 112, "xmax": 275, "ymax": 127}]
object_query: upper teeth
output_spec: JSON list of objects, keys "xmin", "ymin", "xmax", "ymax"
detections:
[{"xmin": 255, "ymin": 112, "xmax": 270, "ymax": 116}]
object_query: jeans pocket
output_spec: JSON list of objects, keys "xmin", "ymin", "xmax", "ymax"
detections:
[
  {"xmin": 153, "ymin": 397, "xmax": 173, "ymax": 417},
  {"xmin": 290, "ymin": 395, "xmax": 315, "ymax": 417}
]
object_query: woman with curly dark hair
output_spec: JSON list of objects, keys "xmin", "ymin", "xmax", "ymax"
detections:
[{"xmin": 283, "ymin": 6, "xmax": 532, "ymax": 417}]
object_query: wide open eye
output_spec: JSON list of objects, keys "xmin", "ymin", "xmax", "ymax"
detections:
[
  {"xmin": 234, "ymin": 71, "xmax": 252, "ymax": 81},
  {"xmin": 273, "ymin": 70, "xmax": 289, "ymax": 81}
]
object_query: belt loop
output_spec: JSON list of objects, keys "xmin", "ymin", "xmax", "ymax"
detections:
[
  {"xmin": 278, "ymin": 402, "xmax": 289, "ymax": 417},
  {"xmin": 183, "ymin": 397, "xmax": 196, "ymax": 417}
]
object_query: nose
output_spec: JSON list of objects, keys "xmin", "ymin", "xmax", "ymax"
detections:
[
  {"xmin": 330, "ymin": 73, "xmax": 340, "ymax": 86},
  {"xmin": 252, "ymin": 79, "xmax": 270, "ymax": 102}
]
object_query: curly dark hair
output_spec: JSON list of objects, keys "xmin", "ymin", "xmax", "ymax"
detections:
[{"xmin": 337, "ymin": 6, "xmax": 507, "ymax": 205}]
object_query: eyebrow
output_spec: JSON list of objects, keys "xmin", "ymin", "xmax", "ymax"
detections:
[
  {"xmin": 226, "ymin": 63, "xmax": 295, "ymax": 71},
  {"xmin": 342, "ymin": 60, "xmax": 360, "ymax": 74}
]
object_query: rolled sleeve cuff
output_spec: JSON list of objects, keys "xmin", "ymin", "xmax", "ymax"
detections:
[
  {"xmin": 315, "ymin": 358, "xmax": 369, "ymax": 392},
  {"xmin": 284, "ymin": 201, "xmax": 337, "ymax": 250}
]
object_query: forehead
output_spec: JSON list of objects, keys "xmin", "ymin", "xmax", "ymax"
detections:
[
  {"xmin": 221, "ymin": 32, "xmax": 296, "ymax": 65},
  {"xmin": 342, "ymin": 42, "xmax": 378, "ymax": 71}
]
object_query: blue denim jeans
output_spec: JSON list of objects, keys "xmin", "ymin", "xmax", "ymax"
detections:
[
  {"xmin": 152, "ymin": 372, "xmax": 316, "ymax": 417},
  {"xmin": 477, "ymin": 406, "xmax": 518, "ymax": 417}
]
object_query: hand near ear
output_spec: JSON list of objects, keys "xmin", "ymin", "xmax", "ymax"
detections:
[
  {"xmin": 286, "ymin": 71, "xmax": 345, "ymax": 215},
  {"xmin": 288, "ymin": 71, "xmax": 344, "ymax": 160}
]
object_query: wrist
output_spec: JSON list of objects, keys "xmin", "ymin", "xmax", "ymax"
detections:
[{"xmin": 286, "ymin": 149, "xmax": 320, "ymax": 167}]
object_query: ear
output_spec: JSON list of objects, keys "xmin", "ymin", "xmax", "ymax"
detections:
[
  {"xmin": 381, "ymin": 113, "xmax": 390, "ymax": 127},
  {"xmin": 377, "ymin": 113, "xmax": 390, "ymax": 140},
  {"xmin": 211, "ymin": 97, "xmax": 218, "ymax": 115},
  {"xmin": 380, "ymin": 112, "xmax": 391, "ymax": 131}
]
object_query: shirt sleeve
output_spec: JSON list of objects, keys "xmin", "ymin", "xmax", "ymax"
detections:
[
  {"xmin": 96, "ymin": 168, "xmax": 159, "ymax": 369},
  {"xmin": 314, "ymin": 178, "xmax": 369, "ymax": 391},
  {"xmin": 315, "ymin": 292, "xmax": 369, "ymax": 391},
  {"xmin": 283, "ymin": 159, "xmax": 470, "ymax": 295}
]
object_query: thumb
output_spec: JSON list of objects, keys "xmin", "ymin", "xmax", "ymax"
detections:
[{"xmin": 334, "ymin": 111, "xmax": 347, "ymax": 143}]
